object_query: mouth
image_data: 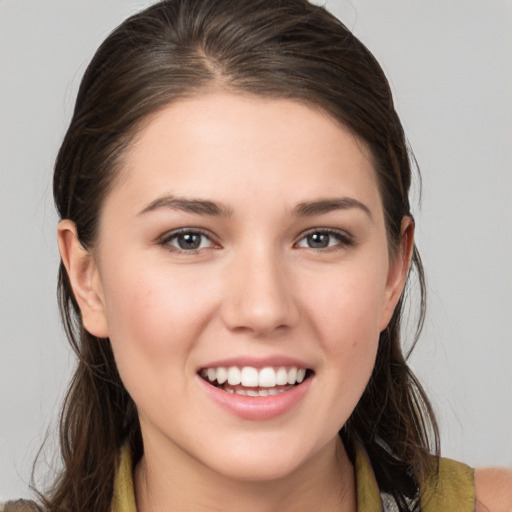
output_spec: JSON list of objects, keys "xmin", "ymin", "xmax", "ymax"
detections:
[{"xmin": 199, "ymin": 365, "xmax": 314, "ymax": 397}]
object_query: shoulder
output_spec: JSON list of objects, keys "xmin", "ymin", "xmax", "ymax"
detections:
[
  {"xmin": 0, "ymin": 500, "xmax": 42, "ymax": 512},
  {"xmin": 420, "ymin": 456, "xmax": 475, "ymax": 511},
  {"xmin": 475, "ymin": 467, "xmax": 512, "ymax": 512}
]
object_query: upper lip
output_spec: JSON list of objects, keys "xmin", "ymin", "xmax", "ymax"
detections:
[{"xmin": 198, "ymin": 355, "xmax": 312, "ymax": 371}]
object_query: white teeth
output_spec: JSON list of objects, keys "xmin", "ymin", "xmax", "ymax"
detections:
[
  {"xmin": 287, "ymin": 367, "xmax": 297, "ymax": 385},
  {"xmin": 216, "ymin": 367, "xmax": 227, "ymax": 384},
  {"xmin": 233, "ymin": 386, "xmax": 292, "ymax": 396},
  {"xmin": 258, "ymin": 367, "xmax": 276, "ymax": 387},
  {"xmin": 275, "ymin": 367, "xmax": 288, "ymax": 385},
  {"xmin": 202, "ymin": 365, "xmax": 309, "ymax": 389},
  {"xmin": 240, "ymin": 367, "xmax": 259, "ymax": 387},
  {"xmin": 227, "ymin": 366, "xmax": 241, "ymax": 385},
  {"xmin": 207, "ymin": 368, "xmax": 216, "ymax": 382}
]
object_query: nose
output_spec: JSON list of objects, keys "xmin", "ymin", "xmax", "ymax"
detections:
[{"xmin": 220, "ymin": 246, "xmax": 299, "ymax": 336}]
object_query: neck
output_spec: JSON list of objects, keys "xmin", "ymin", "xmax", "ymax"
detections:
[{"xmin": 134, "ymin": 436, "xmax": 356, "ymax": 512}]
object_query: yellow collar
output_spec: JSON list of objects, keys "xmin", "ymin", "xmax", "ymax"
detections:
[
  {"xmin": 112, "ymin": 445, "xmax": 137, "ymax": 512},
  {"xmin": 112, "ymin": 443, "xmax": 383, "ymax": 512}
]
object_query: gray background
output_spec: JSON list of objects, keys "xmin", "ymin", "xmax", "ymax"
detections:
[{"xmin": 1, "ymin": 0, "xmax": 511, "ymax": 500}]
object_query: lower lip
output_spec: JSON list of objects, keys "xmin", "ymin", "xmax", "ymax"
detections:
[{"xmin": 198, "ymin": 376, "xmax": 312, "ymax": 421}]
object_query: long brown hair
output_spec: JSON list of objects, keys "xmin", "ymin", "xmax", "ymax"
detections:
[{"xmin": 43, "ymin": 0, "xmax": 439, "ymax": 510}]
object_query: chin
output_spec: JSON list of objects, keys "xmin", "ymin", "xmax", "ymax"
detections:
[
  {"xmin": 197, "ymin": 433, "xmax": 325, "ymax": 483},
  {"xmin": 210, "ymin": 455, "xmax": 305, "ymax": 483}
]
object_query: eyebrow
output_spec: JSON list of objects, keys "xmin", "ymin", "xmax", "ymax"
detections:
[
  {"xmin": 138, "ymin": 195, "xmax": 372, "ymax": 220},
  {"xmin": 138, "ymin": 196, "xmax": 233, "ymax": 217},
  {"xmin": 293, "ymin": 197, "xmax": 373, "ymax": 220}
]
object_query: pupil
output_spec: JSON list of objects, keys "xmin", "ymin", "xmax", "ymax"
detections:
[
  {"xmin": 178, "ymin": 233, "xmax": 201, "ymax": 250},
  {"xmin": 308, "ymin": 233, "xmax": 329, "ymax": 248}
]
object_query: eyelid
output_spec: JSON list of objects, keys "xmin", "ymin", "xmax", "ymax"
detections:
[
  {"xmin": 294, "ymin": 227, "xmax": 355, "ymax": 249},
  {"xmin": 158, "ymin": 227, "xmax": 220, "ymax": 252},
  {"xmin": 157, "ymin": 226, "xmax": 354, "ymax": 253}
]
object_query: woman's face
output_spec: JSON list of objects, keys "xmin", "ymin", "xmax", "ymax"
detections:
[{"xmin": 62, "ymin": 92, "xmax": 410, "ymax": 482}]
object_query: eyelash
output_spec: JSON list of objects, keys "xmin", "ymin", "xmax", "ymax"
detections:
[
  {"xmin": 295, "ymin": 228, "xmax": 354, "ymax": 251},
  {"xmin": 158, "ymin": 228, "xmax": 218, "ymax": 254},
  {"xmin": 158, "ymin": 228, "xmax": 354, "ymax": 254}
]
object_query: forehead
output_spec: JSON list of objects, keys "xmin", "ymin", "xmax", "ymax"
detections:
[{"xmin": 109, "ymin": 91, "xmax": 382, "ymax": 217}]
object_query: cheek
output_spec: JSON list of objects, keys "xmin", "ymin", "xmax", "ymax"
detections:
[
  {"xmin": 104, "ymin": 258, "xmax": 201, "ymax": 334},
  {"xmin": 301, "ymin": 260, "xmax": 387, "ymax": 403},
  {"xmin": 98, "ymin": 256, "xmax": 218, "ymax": 386},
  {"xmin": 305, "ymin": 263, "xmax": 387, "ymax": 349}
]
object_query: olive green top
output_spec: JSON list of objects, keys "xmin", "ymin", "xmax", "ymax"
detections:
[
  {"xmin": 111, "ymin": 444, "xmax": 475, "ymax": 512},
  {"xmin": 1, "ymin": 443, "xmax": 475, "ymax": 511}
]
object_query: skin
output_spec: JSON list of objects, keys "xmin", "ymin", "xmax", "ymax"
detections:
[
  {"xmin": 58, "ymin": 92, "xmax": 415, "ymax": 511},
  {"xmin": 475, "ymin": 467, "xmax": 512, "ymax": 512}
]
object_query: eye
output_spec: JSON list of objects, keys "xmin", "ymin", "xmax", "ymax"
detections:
[
  {"xmin": 160, "ymin": 229, "xmax": 216, "ymax": 253},
  {"xmin": 296, "ymin": 229, "xmax": 352, "ymax": 250}
]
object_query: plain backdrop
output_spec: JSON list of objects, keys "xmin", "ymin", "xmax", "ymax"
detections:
[{"xmin": 1, "ymin": 0, "xmax": 511, "ymax": 500}]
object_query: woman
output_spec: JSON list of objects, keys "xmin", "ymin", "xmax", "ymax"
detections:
[{"xmin": 4, "ymin": 0, "xmax": 511, "ymax": 510}]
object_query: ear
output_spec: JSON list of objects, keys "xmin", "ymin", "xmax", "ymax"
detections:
[
  {"xmin": 57, "ymin": 220, "xmax": 109, "ymax": 338},
  {"xmin": 378, "ymin": 217, "xmax": 415, "ymax": 332}
]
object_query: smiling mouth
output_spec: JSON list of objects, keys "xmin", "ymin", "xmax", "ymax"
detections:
[{"xmin": 199, "ymin": 366, "xmax": 313, "ymax": 396}]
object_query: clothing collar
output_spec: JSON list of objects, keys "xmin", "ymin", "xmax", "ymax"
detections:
[
  {"xmin": 112, "ymin": 444, "xmax": 136, "ymax": 512},
  {"xmin": 112, "ymin": 443, "xmax": 383, "ymax": 512}
]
